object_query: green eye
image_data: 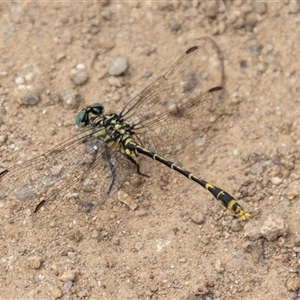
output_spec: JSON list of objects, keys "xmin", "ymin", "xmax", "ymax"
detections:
[
  {"xmin": 75, "ymin": 110, "xmax": 87, "ymax": 128},
  {"xmin": 90, "ymin": 103, "xmax": 104, "ymax": 115},
  {"xmin": 75, "ymin": 103, "xmax": 104, "ymax": 128}
]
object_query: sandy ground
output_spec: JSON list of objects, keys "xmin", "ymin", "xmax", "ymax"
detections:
[{"xmin": 1, "ymin": 1, "xmax": 300, "ymax": 299}]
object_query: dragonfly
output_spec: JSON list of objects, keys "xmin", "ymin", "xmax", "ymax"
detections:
[{"xmin": 0, "ymin": 46, "xmax": 250, "ymax": 226}]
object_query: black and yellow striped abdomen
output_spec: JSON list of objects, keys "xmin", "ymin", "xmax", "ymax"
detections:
[{"xmin": 128, "ymin": 142, "xmax": 250, "ymax": 220}]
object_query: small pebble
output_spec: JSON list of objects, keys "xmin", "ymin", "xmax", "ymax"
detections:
[
  {"xmin": 15, "ymin": 76, "xmax": 25, "ymax": 85},
  {"xmin": 202, "ymin": 2, "xmax": 218, "ymax": 18},
  {"xmin": 16, "ymin": 85, "xmax": 40, "ymax": 105},
  {"xmin": 0, "ymin": 71, "xmax": 8, "ymax": 77},
  {"xmin": 107, "ymin": 76, "xmax": 124, "ymax": 88},
  {"xmin": 68, "ymin": 230, "xmax": 83, "ymax": 242},
  {"xmin": 101, "ymin": 10, "xmax": 112, "ymax": 21},
  {"xmin": 244, "ymin": 12, "xmax": 259, "ymax": 31},
  {"xmin": 194, "ymin": 137, "xmax": 206, "ymax": 147},
  {"xmin": 77, "ymin": 289, "xmax": 89, "ymax": 299},
  {"xmin": 97, "ymin": 229, "xmax": 109, "ymax": 243},
  {"xmin": 47, "ymin": 126, "xmax": 56, "ymax": 136},
  {"xmin": 156, "ymin": 238, "xmax": 170, "ymax": 252},
  {"xmin": 264, "ymin": 53, "xmax": 275, "ymax": 65},
  {"xmin": 261, "ymin": 43, "xmax": 274, "ymax": 55},
  {"xmin": 56, "ymin": 52, "xmax": 66, "ymax": 62},
  {"xmin": 242, "ymin": 241, "xmax": 254, "ymax": 253},
  {"xmin": 283, "ymin": 159, "xmax": 295, "ymax": 170},
  {"xmin": 108, "ymin": 55, "xmax": 128, "ymax": 76},
  {"xmin": 168, "ymin": 18, "xmax": 181, "ymax": 31},
  {"xmin": 275, "ymin": 199, "xmax": 290, "ymax": 214},
  {"xmin": 244, "ymin": 221, "xmax": 263, "ymax": 241},
  {"xmin": 62, "ymin": 281, "xmax": 73, "ymax": 293},
  {"xmin": 76, "ymin": 63, "xmax": 85, "ymax": 70},
  {"xmin": 135, "ymin": 242, "xmax": 144, "ymax": 251},
  {"xmin": 214, "ymin": 260, "xmax": 224, "ymax": 273},
  {"xmin": 142, "ymin": 44, "xmax": 156, "ymax": 56},
  {"xmin": 0, "ymin": 134, "xmax": 7, "ymax": 143},
  {"xmin": 218, "ymin": 21, "xmax": 226, "ymax": 35},
  {"xmin": 81, "ymin": 201, "xmax": 94, "ymax": 213},
  {"xmin": 249, "ymin": 162, "xmax": 267, "ymax": 175},
  {"xmin": 233, "ymin": 148, "xmax": 240, "ymax": 156},
  {"xmin": 286, "ymin": 277, "xmax": 300, "ymax": 291},
  {"xmin": 67, "ymin": 251, "xmax": 76, "ymax": 261},
  {"xmin": 117, "ymin": 191, "xmax": 137, "ymax": 210},
  {"xmin": 148, "ymin": 283, "xmax": 158, "ymax": 293},
  {"xmin": 190, "ymin": 211, "xmax": 205, "ymax": 225},
  {"xmin": 232, "ymin": 251, "xmax": 245, "ymax": 259},
  {"xmin": 61, "ymin": 247, "xmax": 75, "ymax": 256},
  {"xmin": 251, "ymin": 2, "xmax": 267, "ymax": 15},
  {"xmin": 50, "ymin": 286, "xmax": 63, "ymax": 299},
  {"xmin": 70, "ymin": 68, "xmax": 88, "ymax": 86},
  {"xmin": 142, "ymin": 68, "xmax": 152, "ymax": 78},
  {"xmin": 89, "ymin": 24, "xmax": 100, "ymax": 35},
  {"xmin": 111, "ymin": 92, "xmax": 122, "ymax": 103},
  {"xmin": 257, "ymin": 62, "xmax": 268, "ymax": 72},
  {"xmin": 248, "ymin": 43, "xmax": 263, "ymax": 57},
  {"xmin": 231, "ymin": 219, "xmax": 242, "ymax": 232},
  {"xmin": 25, "ymin": 72, "xmax": 35, "ymax": 84},
  {"xmin": 61, "ymin": 30, "xmax": 72, "ymax": 44},
  {"xmin": 186, "ymin": 293, "xmax": 198, "ymax": 300},
  {"xmin": 248, "ymin": 153, "xmax": 261, "ymax": 165},
  {"xmin": 98, "ymin": 36, "xmax": 115, "ymax": 52},
  {"xmin": 184, "ymin": 7, "xmax": 198, "ymax": 17},
  {"xmin": 261, "ymin": 214, "xmax": 288, "ymax": 242},
  {"xmin": 59, "ymin": 270, "xmax": 76, "ymax": 282},
  {"xmin": 27, "ymin": 256, "xmax": 42, "ymax": 269},
  {"xmin": 112, "ymin": 237, "xmax": 120, "ymax": 245},
  {"xmin": 290, "ymin": 0, "xmax": 300, "ymax": 13},
  {"xmin": 91, "ymin": 230, "xmax": 98, "ymax": 238},
  {"xmin": 156, "ymin": 0, "xmax": 170, "ymax": 10},
  {"xmin": 135, "ymin": 210, "xmax": 148, "ymax": 217},
  {"xmin": 232, "ymin": 14, "xmax": 245, "ymax": 29},
  {"xmin": 61, "ymin": 89, "xmax": 81, "ymax": 110},
  {"xmin": 290, "ymin": 291, "xmax": 298, "ymax": 300},
  {"xmin": 294, "ymin": 234, "xmax": 300, "ymax": 247},
  {"xmin": 271, "ymin": 176, "xmax": 282, "ymax": 185}
]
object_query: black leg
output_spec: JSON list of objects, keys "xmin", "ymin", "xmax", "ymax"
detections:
[{"xmin": 126, "ymin": 155, "xmax": 149, "ymax": 178}]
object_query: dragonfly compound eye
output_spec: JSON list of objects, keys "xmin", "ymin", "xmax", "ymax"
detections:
[
  {"xmin": 75, "ymin": 109, "xmax": 88, "ymax": 128},
  {"xmin": 90, "ymin": 103, "xmax": 104, "ymax": 116},
  {"xmin": 75, "ymin": 103, "xmax": 104, "ymax": 128}
]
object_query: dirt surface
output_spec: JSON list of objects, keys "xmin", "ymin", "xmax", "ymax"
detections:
[{"xmin": 1, "ymin": 1, "xmax": 300, "ymax": 299}]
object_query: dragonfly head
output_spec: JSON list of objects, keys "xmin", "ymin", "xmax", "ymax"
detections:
[{"xmin": 75, "ymin": 103, "xmax": 104, "ymax": 128}]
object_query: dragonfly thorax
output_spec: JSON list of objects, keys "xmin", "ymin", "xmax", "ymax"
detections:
[{"xmin": 92, "ymin": 113, "xmax": 134, "ymax": 145}]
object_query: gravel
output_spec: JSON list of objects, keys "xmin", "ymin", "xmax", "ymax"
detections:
[
  {"xmin": 16, "ymin": 85, "xmax": 40, "ymax": 105},
  {"xmin": 289, "ymin": 0, "xmax": 300, "ymax": 13},
  {"xmin": 260, "ymin": 214, "xmax": 289, "ymax": 242},
  {"xmin": 108, "ymin": 55, "xmax": 128, "ymax": 76},
  {"xmin": 59, "ymin": 270, "xmax": 76, "ymax": 282},
  {"xmin": 168, "ymin": 18, "xmax": 181, "ymax": 31},
  {"xmin": 70, "ymin": 64, "xmax": 88, "ymax": 86},
  {"xmin": 27, "ymin": 256, "xmax": 43, "ymax": 269},
  {"xmin": 61, "ymin": 89, "xmax": 81, "ymax": 110}
]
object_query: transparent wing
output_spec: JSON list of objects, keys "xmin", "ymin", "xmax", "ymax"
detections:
[
  {"xmin": 133, "ymin": 87, "xmax": 229, "ymax": 156},
  {"xmin": 0, "ymin": 127, "xmax": 137, "ymax": 226},
  {"xmin": 0, "ymin": 128, "xmax": 94, "ymax": 200},
  {"xmin": 120, "ymin": 45, "xmax": 227, "ymax": 156},
  {"xmin": 121, "ymin": 46, "xmax": 209, "ymax": 123},
  {"xmin": 32, "ymin": 140, "xmax": 138, "ymax": 228}
]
